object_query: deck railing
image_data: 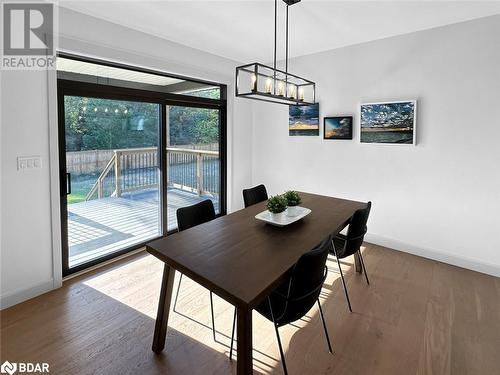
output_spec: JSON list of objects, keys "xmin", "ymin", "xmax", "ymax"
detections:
[{"xmin": 85, "ymin": 147, "xmax": 219, "ymax": 201}]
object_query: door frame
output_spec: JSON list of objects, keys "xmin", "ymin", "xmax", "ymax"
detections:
[{"xmin": 57, "ymin": 62, "xmax": 227, "ymax": 276}]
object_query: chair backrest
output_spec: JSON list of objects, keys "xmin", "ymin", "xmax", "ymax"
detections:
[
  {"xmin": 242, "ymin": 184, "xmax": 268, "ymax": 208},
  {"xmin": 176, "ymin": 199, "xmax": 216, "ymax": 232},
  {"xmin": 343, "ymin": 201, "xmax": 372, "ymax": 256},
  {"xmin": 277, "ymin": 236, "xmax": 331, "ymax": 324}
]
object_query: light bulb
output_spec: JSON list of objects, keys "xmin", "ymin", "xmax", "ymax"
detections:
[
  {"xmin": 265, "ymin": 78, "xmax": 273, "ymax": 94},
  {"xmin": 288, "ymin": 85, "xmax": 296, "ymax": 99},
  {"xmin": 82, "ymin": 106, "xmax": 86, "ymax": 111},
  {"xmin": 124, "ymin": 109, "xmax": 128, "ymax": 114},
  {"xmin": 105, "ymin": 108, "xmax": 108, "ymax": 113},
  {"xmin": 114, "ymin": 109, "xmax": 119, "ymax": 113},
  {"xmin": 278, "ymin": 81, "xmax": 285, "ymax": 96},
  {"xmin": 94, "ymin": 107, "xmax": 98, "ymax": 112},
  {"xmin": 251, "ymin": 74, "xmax": 257, "ymax": 91},
  {"xmin": 298, "ymin": 87, "xmax": 304, "ymax": 101}
]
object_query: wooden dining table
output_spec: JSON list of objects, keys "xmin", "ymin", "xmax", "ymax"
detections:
[{"xmin": 146, "ymin": 192, "xmax": 367, "ymax": 374}]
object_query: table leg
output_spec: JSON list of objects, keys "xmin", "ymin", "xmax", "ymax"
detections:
[
  {"xmin": 152, "ymin": 264, "xmax": 176, "ymax": 353},
  {"xmin": 237, "ymin": 306, "xmax": 253, "ymax": 375},
  {"xmin": 354, "ymin": 252, "xmax": 362, "ymax": 273}
]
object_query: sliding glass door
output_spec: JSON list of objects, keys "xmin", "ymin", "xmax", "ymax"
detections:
[
  {"xmin": 62, "ymin": 96, "xmax": 162, "ymax": 270},
  {"xmin": 57, "ymin": 54, "xmax": 227, "ymax": 276},
  {"xmin": 166, "ymin": 105, "xmax": 221, "ymax": 231}
]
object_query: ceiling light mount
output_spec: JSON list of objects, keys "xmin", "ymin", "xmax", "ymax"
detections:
[
  {"xmin": 235, "ymin": 0, "xmax": 315, "ymax": 106},
  {"xmin": 282, "ymin": 0, "xmax": 301, "ymax": 5}
]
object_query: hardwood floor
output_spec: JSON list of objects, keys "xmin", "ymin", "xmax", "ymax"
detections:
[{"xmin": 1, "ymin": 243, "xmax": 499, "ymax": 374}]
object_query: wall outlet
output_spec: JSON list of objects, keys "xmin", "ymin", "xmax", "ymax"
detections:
[{"xmin": 17, "ymin": 156, "xmax": 42, "ymax": 170}]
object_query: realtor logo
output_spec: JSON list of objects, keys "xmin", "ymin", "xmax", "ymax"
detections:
[
  {"xmin": 1, "ymin": 1, "xmax": 57, "ymax": 69},
  {"xmin": 0, "ymin": 361, "xmax": 17, "ymax": 375}
]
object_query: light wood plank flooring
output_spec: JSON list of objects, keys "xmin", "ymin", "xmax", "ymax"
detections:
[{"xmin": 1, "ymin": 243, "xmax": 499, "ymax": 374}]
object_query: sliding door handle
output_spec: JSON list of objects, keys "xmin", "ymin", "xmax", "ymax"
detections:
[{"xmin": 66, "ymin": 173, "xmax": 71, "ymax": 195}]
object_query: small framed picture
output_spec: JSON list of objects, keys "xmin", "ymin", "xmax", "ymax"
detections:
[
  {"xmin": 289, "ymin": 103, "xmax": 320, "ymax": 136},
  {"xmin": 323, "ymin": 116, "xmax": 353, "ymax": 140}
]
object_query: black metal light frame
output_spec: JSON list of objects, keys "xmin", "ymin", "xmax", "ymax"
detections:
[{"xmin": 235, "ymin": 0, "xmax": 316, "ymax": 106}]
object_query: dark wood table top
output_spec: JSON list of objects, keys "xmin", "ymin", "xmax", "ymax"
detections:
[{"xmin": 147, "ymin": 192, "xmax": 366, "ymax": 309}]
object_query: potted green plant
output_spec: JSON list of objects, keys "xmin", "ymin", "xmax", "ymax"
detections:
[
  {"xmin": 283, "ymin": 191, "xmax": 302, "ymax": 216},
  {"xmin": 266, "ymin": 195, "xmax": 288, "ymax": 221}
]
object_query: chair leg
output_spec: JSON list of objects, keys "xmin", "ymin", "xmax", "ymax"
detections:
[
  {"xmin": 358, "ymin": 250, "xmax": 370, "ymax": 285},
  {"xmin": 274, "ymin": 324, "xmax": 288, "ymax": 375},
  {"xmin": 209, "ymin": 291, "xmax": 216, "ymax": 342},
  {"xmin": 331, "ymin": 240, "xmax": 353, "ymax": 312},
  {"xmin": 268, "ymin": 297, "xmax": 288, "ymax": 375},
  {"xmin": 173, "ymin": 275, "xmax": 222, "ymax": 344},
  {"xmin": 229, "ymin": 307, "xmax": 237, "ymax": 360},
  {"xmin": 317, "ymin": 299, "xmax": 333, "ymax": 353},
  {"xmin": 173, "ymin": 273, "xmax": 183, "ymax": 312}
]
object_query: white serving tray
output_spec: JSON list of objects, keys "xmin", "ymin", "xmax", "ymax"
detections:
[{"xmin": 255, "ymin": 206, "xmax": 311, "ymax": 227}]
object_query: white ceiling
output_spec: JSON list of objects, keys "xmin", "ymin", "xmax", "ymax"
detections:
[{"xmin": 59, "ymin": 1, "xmax": 500, "ymax": 62}]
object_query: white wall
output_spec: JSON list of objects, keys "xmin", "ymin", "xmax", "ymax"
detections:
[
  {"xmin": 2, "ymin": 10, "xmax": 498, "ymax": 310},
  {"xmin": 252, "ymin": 15, "xmax": 500, "ymax": 276},
  {"xmin": 0, "ymin": 7, "xmax": 253, "ymax": 308}
]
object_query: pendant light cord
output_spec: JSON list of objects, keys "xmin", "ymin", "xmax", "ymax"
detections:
[
  {"xmin": 285, "ymin": 4, "xmax": 289, "ymax": 76},
  {"xmin": 274, "ymin": 0, "xmax": 277, "ymax": 93},
  {"xmin": 274, "ymin": 0, "xmax": 277, "ymax": 72}
]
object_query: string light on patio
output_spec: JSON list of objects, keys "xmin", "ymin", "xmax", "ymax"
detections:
[{"xmin": 84, "ymin": 106, "xmax": 129, "ymax": 114}]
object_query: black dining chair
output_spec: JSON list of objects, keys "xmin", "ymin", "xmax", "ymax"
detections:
[
  {"xmin": 229, "ymin": 236, "xmax": 333, "ymax": 375},
  {"xmin": 242, "ymin": 184, "xmax": 268, "ymax": 207},
  {"xmin": 173, "ymin": 199, "xmax": 219, "ymax": 341},
  {"xmin": 330, "ymin": 201, "xmax": 372, "ymax": 312}
]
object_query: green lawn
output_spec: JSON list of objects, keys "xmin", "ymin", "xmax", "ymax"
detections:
[
  {"xmin": 68, "ymin": 194, "xmax": 86, "ymax": 204},
  {"xmin": 67, "ymin": 172, "xmax": 99, "ymax": 205}
]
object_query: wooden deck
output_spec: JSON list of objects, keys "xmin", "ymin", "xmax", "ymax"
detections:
[{"xmin": 68, "ymin": 188, "xmax": 218, "ymax": 268}]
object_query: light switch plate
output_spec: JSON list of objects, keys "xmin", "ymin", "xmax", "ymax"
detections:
[{"xmin": 17, "ymin": 156, "xmax": 42, "ymax": 170}]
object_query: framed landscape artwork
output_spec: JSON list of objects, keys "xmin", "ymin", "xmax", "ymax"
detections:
[
  {"xmin": 360, "ymin": 100, "xmax": 417, "ymax": 145},
  {"xmin": 289, "ymin": 103, "xmax": 319, "ymax": 136},
  {"xmin": 324, "ymin": 116, "xmax": 353, "ymax": 140}
]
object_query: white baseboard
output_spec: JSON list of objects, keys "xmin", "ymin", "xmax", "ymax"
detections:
[
  {"xmin": 0, "ymin": 279, "xmax": 55, "ymax": 310},
  {"xmin": 1, "ymin": 248, "xmax": 146, "ymax": 310},
  {"xmin": 365, "ymin": 233, "xmax": 500, "ymax": 278}
]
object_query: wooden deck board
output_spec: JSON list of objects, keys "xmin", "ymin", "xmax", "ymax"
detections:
[{"xmin": 68, "ymin": 188, "xmax": 218, "ymax": 267}]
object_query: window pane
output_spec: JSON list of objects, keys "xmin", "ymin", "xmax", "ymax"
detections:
[
  {"xmin": 65, "ymin": 96, "xmax": 161, "ymax": 268},
  {"xmin": 166, "ymin": 105, "xmax": 220, "ymax": 231},
  {"xmin": 179, "ymin": 87, "xmax": 221, "ymax": 100}
]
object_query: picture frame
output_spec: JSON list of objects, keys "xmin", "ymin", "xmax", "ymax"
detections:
[
  {"xmin": 359, "ymin": 100, "xmax": 417, "ymax": 145},
  {"xmin": 323, "ymin": 116, "xmax": 353, "ymax": 140},
  {"xmin": 289, "ymin": 103, "xmax": 320, "ymax": 136}
]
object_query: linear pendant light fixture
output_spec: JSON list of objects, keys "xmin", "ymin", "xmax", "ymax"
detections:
[{"xmin": 235, "ymin": 0, "xmax": 316, "ymax": 106}]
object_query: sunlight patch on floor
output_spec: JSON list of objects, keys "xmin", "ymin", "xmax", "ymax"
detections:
[{"xmin": 80, "ymin": 250, "xmax": 361, "ymax": 374}]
